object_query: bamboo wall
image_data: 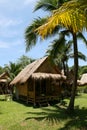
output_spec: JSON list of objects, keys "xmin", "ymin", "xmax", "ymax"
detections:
[
  {"xmin": 36, "ymin": 58, "xmax": 59, "ymax": 74},
  {"xmin": 16, "ymin": 82, "xmax": 28, "ymax": 96},
  {"xmin": 46, "ymin": 79, "xmax": 62, "ymax": 96}
]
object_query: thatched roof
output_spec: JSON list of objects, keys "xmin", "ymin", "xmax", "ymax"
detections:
[
  {"xmin": 0, "ymin": 72, "xmax": 9, "ymax": 79},
  {"xmin": 78, "ymin": 73, "xmax": 87, "ymax": 86},
  {"xmin": 10, "ymin": 57, "xmax": 47, "ymax": 85},
  {"xmin": 0, "ymin": 79, "xmax": 8, "ymax": 83},
  {"xmin": 0, "ymin": 72, "xmax": 10, "ymax": 83},
  {"xmin": 10, "ymin": 57, "xmax": 66, "ymax": 85},
  {"xmin": 31, "ymin": 73, "xmax": 66, "ymax": 80}
]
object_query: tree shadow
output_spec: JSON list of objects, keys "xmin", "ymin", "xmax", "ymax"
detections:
[
  {"xmin": 13, "ymin": 99, "xmax": 33, "ymax": 107},
  {"xmin": 24, "ymin": 103, "xmax": 87, "ymax": 130},
  {"xmin": 59, "ymin": 106, "xmax": 87, "ymax": 130},
  {"xmin": 25, "ymin": 103, "xmax": 67, "ymax": 121},
  {"xmin": 0, "ymin": 99, "xmax": 6, "ymax": 101}
]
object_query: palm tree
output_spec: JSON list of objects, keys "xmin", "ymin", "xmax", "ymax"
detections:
[
  {"xmin": 25, "ymin": 0, "xmax": 74, "ymax": 77},
  {"xmin": 46, "ymin": 32, "xmax": 72, "ymax": 75},
  {"xmin": 25, "ymin": 0, "xmax": 71, "ymax": 51},
  {"xmin": 4, "ymin": 62, "xmax": 22, "ymax": 80},
  {"xmin": 17, "ymin": 55, "xmax": 35, "ymax": 69},
  {"xmin": 35, "ymin": 0, "xmax": 87, "ymax": 111},
  {"xmin": 25, "ymin": 17, "xmax": 47, "ymax": 51},
  {"xmin": 47, "ymin": 31, "xmax": 87, "ymax": 76}
]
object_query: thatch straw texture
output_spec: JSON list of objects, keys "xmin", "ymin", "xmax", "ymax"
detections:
[
  {"xmin": 0, "ymin": 79, "xmax": 7, "ymax": 83},
  {"xmin": 10, "ymin": 57, "xmax": 48, "ymax": 85},
  {"xmin": 78, "ymin": 73, "xmax": 87, "ymax": 86},
  {"xmin": 0, "ymin": 72, "xmax": 10, "ymax": 83},
  {"xmin": 31, "ymin": 73, "xmax": 66, "ymax": 80},
  {"xmin": 0, "ymin": 72, "xmax": 9, "ymax": 79},
  {"xmin": 10, "ymin": 56, "xmax": 65, "ymax": 85}
]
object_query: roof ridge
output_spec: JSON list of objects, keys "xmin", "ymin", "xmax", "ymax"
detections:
[{"xmin": 10, "ymin": 56, "xmax": 48, "ymax": 84}]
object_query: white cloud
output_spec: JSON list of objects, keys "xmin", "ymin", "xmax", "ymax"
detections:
[
  {"xmin": 0, "ymin": 16, "xmax": 23, "ymax": 38},
  {"xmin": 0, "ymin": 29, "xmax": 22, "ymax": 38},
  {"xmin": 24, "ymin": 0, "xmax": 36, "ymax": 5},
  {"xmin": 0, "ymin": 39, "xmax": 23, "ymax": 49},
  {"xmin": 0, "ymin": 41, "xmax": 9, "ymax": 48},
  {"xmin": 0, "ymin": 17, "xmax": 22, "ymax": 28},
  {"xmin": 11, "ymin": 40, "xmax": 23, "ymax": 47}
]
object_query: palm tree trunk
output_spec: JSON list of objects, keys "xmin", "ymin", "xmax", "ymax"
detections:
[{"xmin": 67, "ymin": 32, "xmax": 78, "ymax": 111}]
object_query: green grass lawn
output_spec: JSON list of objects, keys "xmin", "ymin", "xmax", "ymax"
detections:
[{"xmin": 0, "ymin": 94, "xmax": 87, "ymax": 130}]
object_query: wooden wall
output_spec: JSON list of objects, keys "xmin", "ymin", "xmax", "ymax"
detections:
[
  {"xmin": 16, "ymin": 82, "xmax": 28, "ymax": 96},
  {"xmin": 35, "ymin": 58, "xmax": 60, "ymax": 74}
]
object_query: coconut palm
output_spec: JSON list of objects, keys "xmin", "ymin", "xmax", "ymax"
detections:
[
  {"xmin": 25, "ymin": 17, "xmax": 47, "ymax": 51},
  {"xmin": 25, "ymin": 0, "xmax": 71, "ymax": 51},
  {"xmin": 4, "ymin": 62, "xmax": 22, "ymax": 80},
  {"xmin": 36, "ymin": 0, "xmax": 87, "ymax": 111},
  {"xmin": 47, "ymin": 31, "xmax": 87, "ymax": 76},
  {"xmin": 25, "ymin": 0, "xmax": 73, "ymax": 76},
  {"xmin": 34, "ymin": 0, "xmax": 71, "ymax": 12},
  {"xmin": 17, "ymin": 55, "xmax": 35, "ymax": 69},
  {"xmin": 46, "ymin": 32, "xmax": 72, "ymax": 75}
]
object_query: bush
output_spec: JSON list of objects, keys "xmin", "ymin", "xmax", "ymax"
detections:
[
  {"xmin": 77, "ymin": 86, "xmax": 87, "ymax": 94},
  {"xmin": 84, "ymin": 86, "xmax": 87, "ymax": 93}
]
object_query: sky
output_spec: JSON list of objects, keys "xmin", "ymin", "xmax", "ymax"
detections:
[{"xmin": 0, "ymin": 0, "xmax": 87, "ymax": 67}]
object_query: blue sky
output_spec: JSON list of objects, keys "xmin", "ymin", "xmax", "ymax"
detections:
[
  {"xmin": 0, "ymin": 0, "xmax": 49, "ymax": 67},
  {"xmin": 0, "ymin": 0, "xmax": 87, "ymax": 67}
]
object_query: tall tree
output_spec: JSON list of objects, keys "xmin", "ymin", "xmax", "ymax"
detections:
[
  {"xmin": 4, "ymin": 62, "xmax": 22, "ymax": 80},
  {"xmin": 25, "ymin": 0, "xmax": 73, "ymax": 77},
  {"xmin": 46, "ymin": 32, "xmax": 72, "ymax": 75},
  {"xmin": 17, "ymin": 55, "xmax": 35, "ymax": 69},
  {"xmin": 36, "ymin": 0, "xmax": 87, "ymax": 111},
  {"xmin": 47, "ymin": 31, "xmax": 87, "ymax": 76},
  {"xmin": 25, "ymin": 0, "xmax": 71, "ymax": 51}
]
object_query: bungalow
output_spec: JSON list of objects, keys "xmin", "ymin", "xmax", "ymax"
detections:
[
  {"xmin": 0, "ymin": 72, "xmax": 11, "ymax": 94},
  {"xmin": 10, "ymin": 57, "xmax": 66, "ymax": 106}
]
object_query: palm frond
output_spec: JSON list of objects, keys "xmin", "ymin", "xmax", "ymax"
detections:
[
  {"xmin": 34, "ymin": 0, "xmax": 58, "ymax": 12},
  {"xmin": 77, "ymin": 32, "xmax": 87, "ymax": 46},
  {"xmin": 36, "ymin": 0, "xmax": 87, "ymax": 38},
  {"xmin": 46, "ymin": 33, "xmax": 66, "ymax": 58},
  {"xmin": 70, "ymin": 51, "xmax": 87, "ymax": 61},
  {"xmin": 25, "ymin": 17, "xmax": 47, "ymax": 51},
  {"xmin": 78, "ymin": 51, "xmax": 87, "ymax": 61}
]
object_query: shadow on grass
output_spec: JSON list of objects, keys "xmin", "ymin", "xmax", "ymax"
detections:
[
  {"xmin": 0, "ymin": 99, "xmax": 6, "ymax": 101},
  {"xmin": 24, "ymin": 103, "xmax": 87, "ymax": 130},
  {"xmin": 59, "ymin": 106, "xmax": 87, "ymax": 130},
  {"xmin": 13, "ymin": 99, "xmax": 33, "ymax": 107}
]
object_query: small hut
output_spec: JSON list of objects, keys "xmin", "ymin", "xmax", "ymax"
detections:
[
  {"xmin": 10, "ymin": 57, "xmax": 66, "ymax": 106},
  {"xmin": 0, "ymin": 72, "xmax": 11, "ymax": 94},
  {"xmin": 78, "ymin": 73, "xmax": 87, "ymax": 86}
]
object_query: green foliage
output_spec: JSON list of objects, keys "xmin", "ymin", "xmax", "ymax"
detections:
[
  {"xmin": 4, "ymin": 62, "xmax": 22, "ymax": 80},
  {"xmin": 34, "ymin": 0, "xmax": 71, "ymax": 12},
  {"xmin": 25, "ymin": 17, "xmax": 47, "ymax": 51},
  {"xmin": 77, "ymin": 86, "xmax": 87, "ymax": 93},
  {"xmin": 17, "ymin": 55, "xmax": 35, "ymax": 69},
  {"xmin": 78, "ymin": 65, "xmax": 87, "ymax": 77},
  {"xmin": 0, "ymin": 66, "xmax": 4, "ymax": 74},
  {"xmin": 34, "ymin": 0, "xmax": 58, "ymax": 12},
  {"xmin": 0, "ymin": 55, "xmax": 35, "ymax": 80},
  {"xmin": 36, "ymin": 0, "xmax": 87, "ymax": 37},
  {"xmin": 25, "ymin": 0, "xmax": 71, "ymax": 51},
  {"xmin": 46, "ymin": 31, "xmax": 72, "ymax": 74}
]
